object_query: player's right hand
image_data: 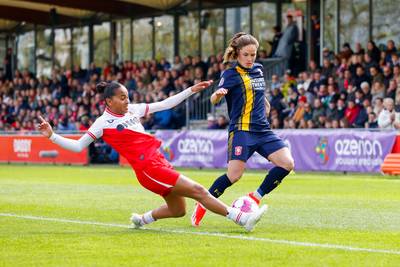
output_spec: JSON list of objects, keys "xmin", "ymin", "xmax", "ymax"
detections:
[
  {"xmin": 214, "ymin": 88, "xmax": 228, "ymax": 97},
  {"xmin": 37, "ymin": 115, "xmax": 54, "ymax": 138}
]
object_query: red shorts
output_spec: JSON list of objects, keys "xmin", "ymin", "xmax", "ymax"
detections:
[{"xmin": 133, "ymin": 153, "xmax": 180, "ymax": 196}]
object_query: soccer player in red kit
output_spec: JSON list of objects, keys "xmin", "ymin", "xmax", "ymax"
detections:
[{"xmin": 37, "ymin": 80, "xmax": 267, "ymax": 231}]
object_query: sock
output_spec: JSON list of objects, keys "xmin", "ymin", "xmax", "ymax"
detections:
[
  {"xmin": 226, "ymin": 207, "xmax": 245, "ymax": 225},
  {"xmin": 256, "ymin": 167, "xmax": 290, "ymax": 197},
  {"xmin": 141, "ymin": 210, "xmax": 156, "ymax": 225},
  {"xmin": 253, "ymin": 191, "xmax": 262, "ymax": 200},
  {"xmin": 208, "ymin": 174, "xmax": 232, "ymax": 198}
]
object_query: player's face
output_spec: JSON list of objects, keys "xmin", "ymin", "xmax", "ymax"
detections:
[
  {"xmin": 237, "ymin": 44, "xmax": 257, "ymax": 68},
  {"xmin": 107, "ymin": 86, "xmax": 130, "ymax": 114}
]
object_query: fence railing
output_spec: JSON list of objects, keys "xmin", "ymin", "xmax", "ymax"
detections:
[{"xmin": 258, "ymin": 57, "xmax": 289, "ymax": 81}]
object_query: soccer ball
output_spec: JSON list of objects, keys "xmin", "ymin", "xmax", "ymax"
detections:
[{"xmin": 231, "ymin": 196, "xmax": 259, "ymax": 213}]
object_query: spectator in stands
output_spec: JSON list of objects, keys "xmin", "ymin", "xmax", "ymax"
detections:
[
  {"xmin": 354, "ymin": 66, "xmax": 370, "ymax": 89},
  {"xmin": 207, "ymin": 114, "xmax": 217, "ymax": 129},
  {"xmin": 171, "ymin": 55, "xmax": 183, "ymax": 72},
  {"xmin": 354, "ymin": 98, "xmax": 371, "ymax": 128},
  {"xmin": 311, "ymin": 98, "xmax": 325, "ymax": 127},
  {"xmin": 365, "ymin": 111, "xmax": 378, "ymax": 128},
  {"xmin": 322, "ymin": 47, "xmax": 335, "ymax": 62},
  {"xmin": 366, "ymin": 41, "xmax": 381, "ymax": 64},
  {"xmin": 270, "ymin": 74, "xmax": 281, "ymax": 91},
  {"xmin": 308, "ymin": 59, "xmax": 320, "ymax": 72},
  {"xmin": 153, "ymin": 110, "xmax": 173, "ymax": 130},
  {"xmin": 378, "ymin": 97, "xmax": 395, "ymax": 129},
  {"xmin": 370, "ymin": 66, "xmax": 384, "ymax": 85},
  {"xmin": 386, "ymin": 79, "xmax": 397, "ymax": 99},
  {"xmin": 382, "ymin": 66, "xmax": 393, "ymax": 89},
  {"xmin": 373, "ymin": 97, "xmax": 384, "ymax": 117},
  {"xmin": 274, "ymin": 15, "xmax": 299, "ymax": 61},
  {"xmin": 215, "ymin": 115, "xmax": 228, "ymax": 129},
  {"xmin": 371, "ymin": 81, "xmax": 385, "ymax": 103},
  {"xmin": 340, "ymin": 43, "xmax": 353, "ymax": 61},
  {"xmin": 269, "ymin": 25, "xmax": 282, "ymax": 56},
  {"xmin": 391, "ymin": 53, "xmax": 400, "ymax": 67},
  {"xmin": 354, "ymin": 42, "xmax": 365, "ymax": 55},
  {"xmin": 308, "ymin": 71, "xmax": 323, "ymax": 96},
  {"xmin": 57, "ymin": 117, "xmax": 77, "ymax": 132},
  {"xmin": 385, "ymin": 40, "xmax": 397, "ymax": 64},
  {"xmin": 363, "ymin": 53, "xmax": 375, "ymax": 76},
  {"xmin": 292, "ymin": 97, "xmax": 305, "ymax": 123},
  {"xmin": 124, "ymin": 71, "xmax": 137, "ymax": 91},
  {"xmin": 321, "ymin": 59, "xmax": 334, "ymax": 79},
  {"xmin": 344, "ymin": 98, "xmax": 360, "ymax": 126},
  {"xmin": 326, "ymin": 100, "xmax": 339, "ymax": 120},
  {"xmin": 360, "ymin": 81, "xmax": 372, "ymax": 101}
]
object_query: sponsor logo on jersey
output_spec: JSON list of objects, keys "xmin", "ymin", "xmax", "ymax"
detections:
[{"xmin": 218, "ymin": 77, "xmax": 224, "ymax": 87}]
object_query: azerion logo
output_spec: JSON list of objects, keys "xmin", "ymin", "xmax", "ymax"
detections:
[
  {"xmin": 315, "ymin": 137, "xmax": 329, "ymax": 164},
  {"xmin": 177, "ymin": 138, "xmax": 214, "ymax": 163},
  {"xmin": 333, "ymin": 138, "xmax": 383, "ymax": 167}
]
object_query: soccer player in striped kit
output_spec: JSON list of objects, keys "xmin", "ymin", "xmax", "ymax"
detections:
[
  {"xmin": 192, "ymin": 32, "xmax": 294, "ymax": 226},
  {"xmin": 37, "ymin": 80, "xmax": 267, "ymax": 231}
]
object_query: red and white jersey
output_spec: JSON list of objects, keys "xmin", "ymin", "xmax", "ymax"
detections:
[{"xmin": 87, "ymin": 104, "xmax": 162, "ymax": 169}]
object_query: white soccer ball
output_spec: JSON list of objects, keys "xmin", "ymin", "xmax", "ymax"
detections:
[{"xmin": 231, "ymin": 196, "xmax": 259, "ymax": 213}]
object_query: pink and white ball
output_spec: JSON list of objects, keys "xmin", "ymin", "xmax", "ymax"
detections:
[{"xmin": 231, "ymin": 196, "xmax": 259, "ymax": 213}]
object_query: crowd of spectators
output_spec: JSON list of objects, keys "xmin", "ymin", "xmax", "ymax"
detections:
[
  {"xmin": 267, "ymin": 39, "xmax": 400, "ymax": 130},
  {"xmin": 0, "ymin": 54, "xmax": 227, "ymax": 132},
  {"xmin": 1, "ymin": 39, "xmax": 400, "ymax": 133}
]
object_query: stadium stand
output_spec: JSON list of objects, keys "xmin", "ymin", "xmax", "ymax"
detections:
[{"xmin": 1, "ymin": 39, "xmax": 400, "ymax": 132}]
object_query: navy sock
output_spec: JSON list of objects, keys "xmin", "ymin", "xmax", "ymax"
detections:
[
  {"xmin": 257, "ymin": 167, "xmax": 290, "ymax": 197},
  {"xmin": 208, "ymin": 174, "xmax": 232, "ymax": 198}
]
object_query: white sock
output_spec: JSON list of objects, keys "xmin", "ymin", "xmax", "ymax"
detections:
[
  {"xmin": 253, "ymin": 191, "xmax": 262, "ymax": 200},
  {"xmin": 141, "ymin": 211, "xmax": 156, "ymax": 225},
  {"xmin": 226, "ymin": 207, "xmax": 248, "ymax": 226}
]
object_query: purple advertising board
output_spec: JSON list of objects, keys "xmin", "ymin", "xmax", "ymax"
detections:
[{"xmin": 154, "ymin": 130, "xmax": 396, "ymax": 173}]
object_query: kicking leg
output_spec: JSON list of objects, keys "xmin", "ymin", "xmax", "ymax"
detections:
[
  {"xmin": 192, "ymin": 160, "xmax": 246, "ymax": 226},
  {"xmin": 173, "ymin": 174, "xmax": 267, "ymax": 232},
  {"xmin": 251, "ymin": 147, "xmax": 294, "ymax": 202}
]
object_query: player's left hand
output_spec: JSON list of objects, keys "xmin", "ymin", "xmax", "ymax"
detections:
[
  {"xmin": 190, "ymin": 80, "xmax": 213, "ymax": 93},
  {"xmin": 37, "ymin": 115, "xmax": 54, "ymax": 138}
]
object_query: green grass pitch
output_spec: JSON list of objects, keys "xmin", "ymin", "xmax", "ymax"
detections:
[{"xmin": 0, "ymin": 165, "xmax": 399, "ymax": 266}]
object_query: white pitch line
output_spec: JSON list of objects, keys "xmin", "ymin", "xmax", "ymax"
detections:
[{"xmin": 1, "ymin": 213, "xmax": 399, "ymax": 256}]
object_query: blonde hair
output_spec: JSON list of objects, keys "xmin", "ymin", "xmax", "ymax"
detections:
[{"xmin": 223, "ymin": 32, "xmax": 259, "ymax": 64}]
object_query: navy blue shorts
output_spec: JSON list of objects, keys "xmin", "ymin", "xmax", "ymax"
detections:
[{"xmin": 227, "ymin": 130, "xmax": 287, "ymax": 162}]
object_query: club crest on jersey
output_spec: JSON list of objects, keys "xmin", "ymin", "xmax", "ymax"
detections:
[
  {"xmin": 116, "ymin": 124, "xmax": 125, "ymax": 131},
  {"xmin": 234, "ymin": 146, "xmax": 242, "ymax": 156}
]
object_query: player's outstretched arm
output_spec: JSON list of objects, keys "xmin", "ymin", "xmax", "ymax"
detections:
[
  {"xmin": 210, "ymin": 88, "xmax": 228, "ymax": 105},
  {"xmin": 37, "ymin": 115, "xmax": 94, "ymax": 153},
  {"xmin": 147, "ymin": 80, "xmax": 213, "ymax": 114}
]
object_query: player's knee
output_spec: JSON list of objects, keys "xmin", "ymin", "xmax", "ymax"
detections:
[
  {"xmin": 228, "ymin": 174, "xmax": 242, "ymax": 183},
  {"xmin": 282, "ymin": 158, "xmax": 295, "ymax": 171},
  {"xmin": 192, "ymin": 184, "xmax": 209, "ymax": 200},
  {"xmin": 227, "ymin": 171, "xmax": 243, "ymax": 183}
]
